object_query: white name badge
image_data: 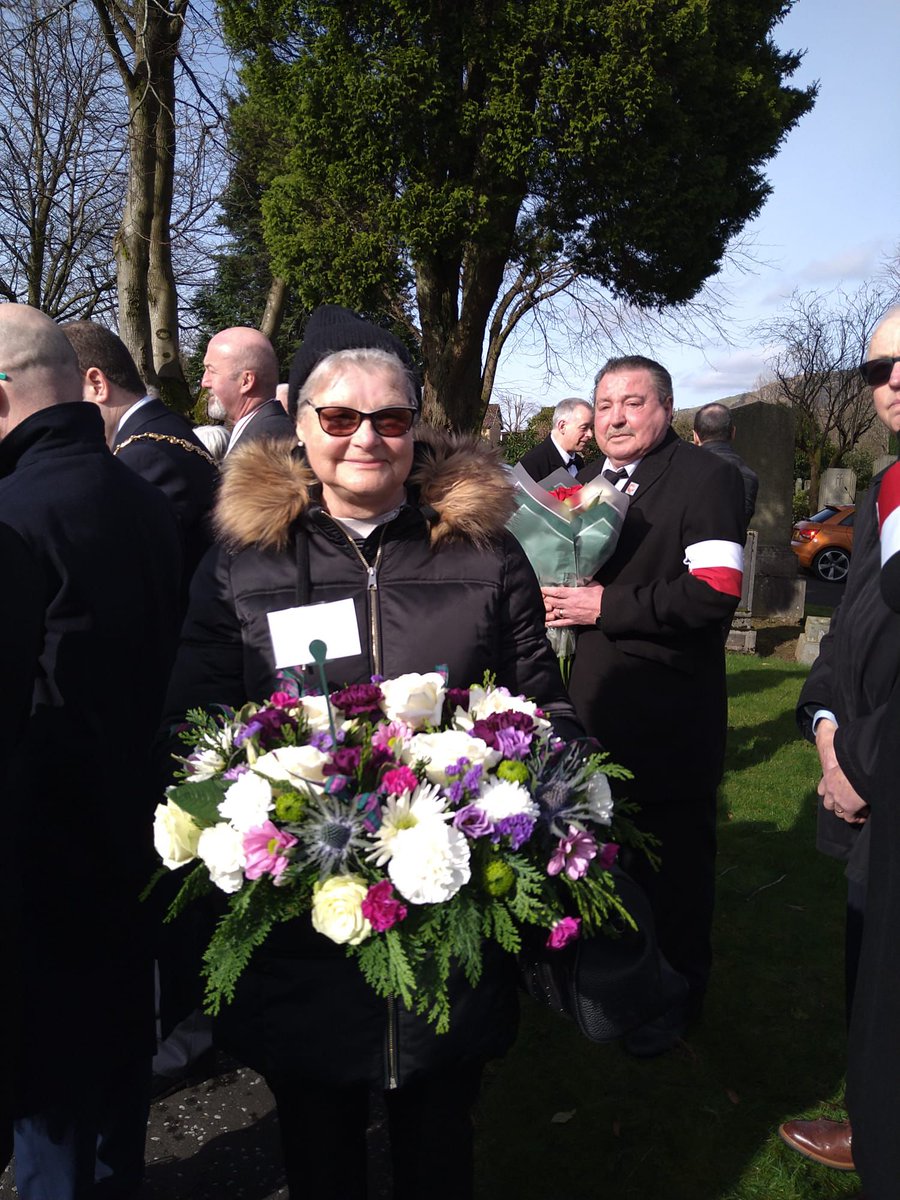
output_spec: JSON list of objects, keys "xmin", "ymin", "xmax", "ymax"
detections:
[{"xmin": 267, "ymin": 598, "xmax": 362, "ymax": 669}]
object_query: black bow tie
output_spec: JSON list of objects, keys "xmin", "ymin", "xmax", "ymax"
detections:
[{"xmin": 603, "ymin": 468, "xmax": 629, "ymax": 486}]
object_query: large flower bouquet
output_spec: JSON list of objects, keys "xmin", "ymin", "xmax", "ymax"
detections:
[{"xmin": 153, "ymin": 671, "xmax": 639, "ymax": 1032}]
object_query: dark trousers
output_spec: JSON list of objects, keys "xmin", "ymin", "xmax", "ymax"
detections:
[
  {"xmin": 266, "ymin": 1060, "xmax": 485, "ymax": 1200},
  {"xmin": 13, "ymin": 1055, "xmax": 151, "ymax": 1200},
  {"xmin": 620, "ymin": 792, "xmax": 718, "ymax": 1016}
]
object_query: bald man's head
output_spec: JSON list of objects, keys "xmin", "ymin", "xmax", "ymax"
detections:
[
  {"xmin": 201, "ymin": 326, "xmax": 279, "ymax": 423},
  {"xmin": 0, "ymin": 304, "xmax": 83, "ymax": 439}
]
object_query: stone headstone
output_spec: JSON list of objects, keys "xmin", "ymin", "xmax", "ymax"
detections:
[{"xmin": 819, "ymin": 467, "xmax": 856, "ymax": 508}]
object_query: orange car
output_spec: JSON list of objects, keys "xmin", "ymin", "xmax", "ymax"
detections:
[{"xmin": 791, "ymin": 505, "xmax": 855, "ymax": 582}]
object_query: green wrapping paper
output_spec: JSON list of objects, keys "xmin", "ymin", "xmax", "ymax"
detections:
[{"xmin": 506, "ymin": 463, "xmax": 630, "ymax": 585}]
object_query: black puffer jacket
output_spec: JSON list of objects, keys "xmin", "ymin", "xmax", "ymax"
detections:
[{"xmin": 164, "ymin": 428, "xmax": 580, "ymax": 1088}]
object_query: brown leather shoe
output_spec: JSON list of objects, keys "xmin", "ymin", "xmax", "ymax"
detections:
[{"xmin": 778, "ymin": 1118, "xmax": 855, "ymax": 1170}]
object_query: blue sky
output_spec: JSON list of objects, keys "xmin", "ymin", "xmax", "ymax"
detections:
[{"xmin": 493, "ymin": 0, "xmax": 900, "ymax": 412}]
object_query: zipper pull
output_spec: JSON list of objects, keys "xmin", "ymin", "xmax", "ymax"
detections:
[{"xmin": 367, "ymin": 565, "xmax": 378, "ymax": 590}]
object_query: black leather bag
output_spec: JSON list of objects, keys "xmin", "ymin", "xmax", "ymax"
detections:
[{"xmin": 519, "ymin": 868, "xmax": 687, "ymax": 1043}]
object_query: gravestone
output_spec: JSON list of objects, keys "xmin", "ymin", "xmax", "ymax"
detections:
[{"xmin": 731, "ymin": 400, "xmax": 805, "ymax": 622}]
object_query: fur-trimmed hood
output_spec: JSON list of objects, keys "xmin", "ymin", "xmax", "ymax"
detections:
[{"xmin": 214, "ymin": 425, "xmax": 517, "ymax": 552}]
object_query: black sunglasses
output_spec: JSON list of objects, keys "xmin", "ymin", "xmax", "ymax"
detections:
[
  {"xmin": 859, "ymin": 356, "xmax": 900, "ymax": 387},
  {"xmin": 305, "ymin": 403, "xmax": 418, "ymax": 437}
]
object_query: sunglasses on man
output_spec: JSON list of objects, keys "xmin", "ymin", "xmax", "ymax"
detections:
[
  {"xmin": 859, "ymin": 357, "xmax": 900, "ymax": 387},
  {"xmin": 304, "ymin": 404, "xmax": 418, "ymax": 437}
]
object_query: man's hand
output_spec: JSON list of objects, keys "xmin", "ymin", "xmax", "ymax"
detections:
[
  {"xmin": 541, "ymin": 582, "xmax": 603, "ymax": 627},
  {"xmin": 814, "ymin": 718, "xmax": 869, "ymax": 824}
]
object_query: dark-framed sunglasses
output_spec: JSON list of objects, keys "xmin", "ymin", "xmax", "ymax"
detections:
[
  {"xmin": 305, "ymin": 403, "xmax": 418, "ymax": 437},
  {"xmin": 859, "ymin": 356, "xmax": 900, "ymax": 387}
]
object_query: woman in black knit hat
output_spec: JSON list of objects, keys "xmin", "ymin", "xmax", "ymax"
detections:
[{"xmin": 162, "ymin": 306, "xmax": 581, "ymax": 1199}]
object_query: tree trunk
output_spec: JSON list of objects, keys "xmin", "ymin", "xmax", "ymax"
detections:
[{"xmin": 260, "ymin": 276, "xmax": 287, "ymax": 341}]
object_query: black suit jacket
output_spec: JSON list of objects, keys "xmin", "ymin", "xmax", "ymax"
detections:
[
  {"xmin": 568, "ymin": 429, "xmax": 745, "ymax": 800},
  {"xmin": 227, "ymin": 398, "xmax": 295, "ymax": 453},
  {"xmin": 114, "ymin": 397, "xmax": 219, "ymax": 585},
  {"xmin": 517, "ymin": 434, "xmax": 582, "ymax": 483}
]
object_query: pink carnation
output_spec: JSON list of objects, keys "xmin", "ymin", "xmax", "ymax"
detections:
[
  {"xmin": 267, "ymin": 690, "xmax": 296, "ymax": 708},
  {"xmin": 243, "ymin": 821, "xmax": 298, "ymax": 881},
  {"xmin": 381, "ymin": 765, "xmax": 420, "ymax": 797},
  {"xmin": 547, "ymin": 826, "xmax": 598, "ymax": 881},
  {"xmin": 361, "ymin": 880, "xmax": 408, "ymax": 932},
  {"xmin": 547, "ymin": 916, "xmax": 581, "ymax": 949},
  {"xmin": 597, "ymin": 842, "xmax": 619, "ymax": 870}
]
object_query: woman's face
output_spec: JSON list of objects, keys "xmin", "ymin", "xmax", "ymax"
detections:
[{"xmin": 297, "ymin": 363, "xmax": 416, "ymax": 518}]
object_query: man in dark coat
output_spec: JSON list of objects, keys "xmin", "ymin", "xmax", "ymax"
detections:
[
  {"xmin": 542, "ymin": 356, "xmax": 745, "ymax": 1051},
  {"xmin": 517, "ymin": 397, "xmax": 594, "ymax": 481},
  {"xmin": 62, "ymin": 320, "xmax": 219, "ymax": 587},
  {"xmin": 779, "ymin": 307, "xmax": 900, "ymax": 1181},
  {"xmin": 693, "ymin": 401, "xmax": 759, "ymax": 532},
  {"xmin": 0, "ymin": 304, "xmax": 182, "ymax": 1200},
  {"xmin": 200, "ymin": 326, "xmax": 294, "ymax": 454}
]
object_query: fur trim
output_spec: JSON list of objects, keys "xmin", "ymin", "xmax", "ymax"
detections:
[
  {"xmin": 215, "ymin": 437, "xmax": 313, "ymax": 552},
  {"xmin": 410, "ymin": 427, "xmax": 516, "ymax": 547},
  {"xmin": 213, "ymin": 427, "xmax": 516, "ymax": 552}
]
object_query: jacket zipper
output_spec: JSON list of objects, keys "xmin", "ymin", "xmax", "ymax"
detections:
[{"xmin": 329, "ymin": 521, "xmax": 398, "ymax": 1085}]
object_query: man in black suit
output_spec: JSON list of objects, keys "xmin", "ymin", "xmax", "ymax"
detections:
[
  {"xmin": 693, "ymin": 402, "xmax": 759, "ymax": 532},
  {"xmin": 0, "ymin": 304, "xmax": 182, "ymax": 1200},
  {"xmin": 201, "ymin": 326, "xmax": 294, "ymax": 453},
  {"xmin": 517, "ymin": 397, "xmax": 594, "ymax": 481},
  {"xmin": 63, "ymin": 320, "xmax": 219, "ymax": 587},
  {"xmin": 542, "ymin": 356, "xmax": 745, "ymax": 1052}
]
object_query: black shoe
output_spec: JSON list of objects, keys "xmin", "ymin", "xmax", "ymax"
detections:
[{"xmin": 622, "ymin": 1004, "xmax": 688, "ymax": 1058}]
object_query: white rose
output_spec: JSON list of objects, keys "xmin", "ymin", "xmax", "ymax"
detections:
[
  {"xmin": 299, "ymin": 695, "xmax": 354, "ymax": 735},
  {"xmin": 456, "ymin": 685, "xmax": 550, "ymax": 732},
  {"xmin": 388, "ymin": 821, "xmax": 471, "ymax": 905},
  {"xmin": 254, "ymin": 745, "xmax": 329, "ymax": 791},
  {"xmin": 197, "ymin": 823, "xmax": 246, "ymax": 893},
  {"xmin": 379, "ymin": 672, "xmax": 446, "ymax": 730},
  {"xmin": 217, "ymin": 771, "xmax": 273, "ymax": 833},
  {"xmin": 404, "ymin": 729, "xmax": 500, "ymax": 785},
  {"xmin": 153, "ymin": 799, "xmax": 202, "ymax": 870},
  {"xmin": 477, "ymin": 779, "xmax": 539, "ymax": 823},
  {"xmin": 311, "ymin": 875, "xmax": 372, "ymax": 945},
  {"xmin": 585, "ymin": 772, "xmax": 614, "ymax": 826}
]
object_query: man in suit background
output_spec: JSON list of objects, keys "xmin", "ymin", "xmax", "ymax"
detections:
[
  {"xmin": 517, "ymin": 396, "xmax": 594, "ymax": 481},
  {"xmin": 201, "ymin": 326, "xmax": 294, "ymax": 453},
  {"xmin": 693, "ymin": 401, "xmax": 759, "ymax": 532},
  {"xmin": 63, "ymin": 320, "xmax": 219, "ymax": 587},
  {"xmin": 542, "ymin": 356, "xmax": 745, "ymax": 1053},
  {"xmin": 0, "ymin": 303, "xmax": 182, "ymax": 1199}
]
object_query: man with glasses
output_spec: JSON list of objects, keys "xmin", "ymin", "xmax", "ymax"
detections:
[{"xmin": 778, "ymin": 306, "xmax": 900, "ymax": 1179}]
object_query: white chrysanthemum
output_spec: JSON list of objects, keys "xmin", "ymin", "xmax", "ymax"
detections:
[
  {"xmin": 153, "ymin": 799, "xmax": 202, "ymax": 869},
  {"xmin": 379, "ymin": 672, "xmax": 446, "ymax": 729},
  {"xmin": 585, "ymin": 772, "xmax": 614, "ymax": 826},
  {"xmin": 388, "ymin": 821, "xmax": 471, "ymax": 905},
  {"xmin": 254, "ymin": 745, "xmax": 329, "ymax": 791},
  {"xmin": 404, "ymin": 730, "xmax": 500, "ymax": 785},
  {"xmin": 184, "ymin": 747, "xmax": 226, "ymax": 782},
  {"xmin": 217, "ymin": 770, "xmax": 273, "ymax": 833},
  {"xmin": 367, "ymin": 782, "xmax": 449, "ymax": 866},
  {"xmin": 476, "ymin": 778, "xmax": 539, "ymax": 823},
  {"xmin": 197, "ymin": 823, "xmax": 246, "ymax": 893}
]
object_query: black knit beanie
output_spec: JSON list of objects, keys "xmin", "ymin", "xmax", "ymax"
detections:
[{"xmin": 287, "ymin": 305, "xmax": 420, "ymax": 417}]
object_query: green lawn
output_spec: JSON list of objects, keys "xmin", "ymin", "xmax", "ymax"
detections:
[{"xmin": 474, "ymin": 654, "xmax": 859, "ymax": 1200}]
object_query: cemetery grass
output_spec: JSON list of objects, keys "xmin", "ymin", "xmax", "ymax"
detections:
[{"xmin": 474, "ymin": 653, "xmax": 861, "ymax": 1200}]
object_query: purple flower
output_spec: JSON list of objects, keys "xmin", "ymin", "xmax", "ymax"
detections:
[
  {"xmin": 453, "ymin": 805, "xmax": 493, "ymax": 838},
  {"xmin": 597, "ymin": 842, "xmax": 619, "ymax": 871},
  {"xmin": 323, "ymin": 746, "xmax": 362, "ymax": 776},
  {"xmin": 235, "ymin": 706, "xmax": 297, "ymax": 750},
  {"xmin": 470, "ymin": 710, "xmax": 536, "ymax": 750},
  {"xmin": 361, "ymin": 880, "xmax": 407, "ymax": 932},
  {"xmin": 243, "ymin": 821, "xmax": 298, "ymax": 881},
  {"xmin": 330, "ymin": 683, "xmax": 384, "ymax": 717},
  {"xmin": 223, "ymin": 764, "xmax": 249, "ymax": 781},
  {"xmin": 494, "ymin": 727, "xmax": 533, "ymax": 760},
  {"xmin": 493, "ymin": 813, "xmax": 535, "ymax": 850},
  {"xmin": 446, "ymin": 687, "xmax": 470, "ymax": 711},
  {"xmin": 547, "ymin": 826, "xmax": 598, "ymax": 881},
  {"xmin": 310, "ymin": 730, "xmax": 335, "ymax": 752},
  {"xmin": 546, "ymin": 916, "xmax": 581, "ymax": 949}
]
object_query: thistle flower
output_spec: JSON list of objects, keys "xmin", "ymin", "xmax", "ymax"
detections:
[{"xmin": 297, "ymin": 793, "xmax": 371, "ymax": 876}]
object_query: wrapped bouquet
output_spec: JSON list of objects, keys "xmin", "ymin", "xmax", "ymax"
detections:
[
  {"xmin": 153, "ymin": 671, "xmax": 639, "ymax": 1032},
  {"xmin": 506, "ymin": 465, "xmax": 630, "ymax": 670}
]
